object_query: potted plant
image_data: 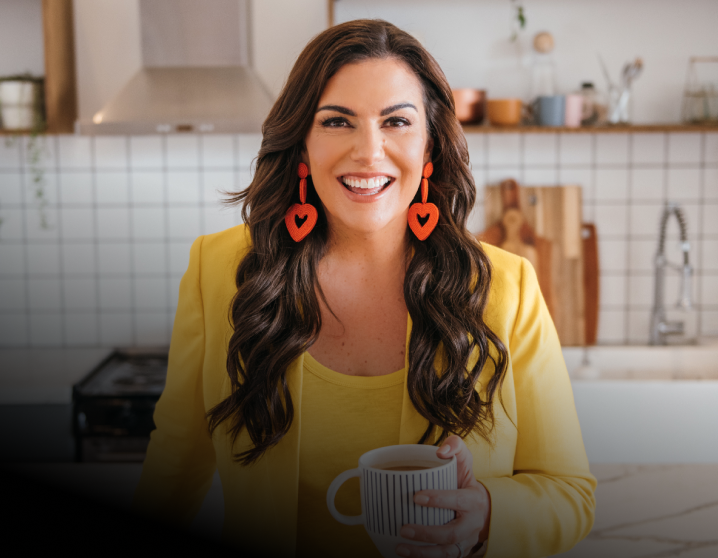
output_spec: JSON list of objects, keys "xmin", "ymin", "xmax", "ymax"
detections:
[{"xmin": 0, "ymin": 73, "xmax": 45, "ymax": 132}]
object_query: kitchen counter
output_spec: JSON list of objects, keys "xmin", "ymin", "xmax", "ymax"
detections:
[{"xmin": 5, "ymin": 462, "xmax": 717, "ymax": 556}]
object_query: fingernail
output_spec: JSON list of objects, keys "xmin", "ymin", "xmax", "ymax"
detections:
[
  {"xmin": 439, "ymin": 444, "xmax": 450, "ymax": 454},
  {"xmin": 415, "ymin": 495, "xmax": 429, "ymax": 505},
  {"xmin": 396, "ymin": 547, "xmax": 410, "ymax": 557},
  {"xmin": 401, "ymin": 527, "xmax": 415, "ymax": 538}
]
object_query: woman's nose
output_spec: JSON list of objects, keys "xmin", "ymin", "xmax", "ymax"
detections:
[{"xmin": 351, "ymin": 125, "xmax": 385, "ymax": 166}]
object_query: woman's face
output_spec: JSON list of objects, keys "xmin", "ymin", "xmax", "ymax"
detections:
[{"xmin": 303, "ymin": 57, "xmax": 433, "ymax": 237}]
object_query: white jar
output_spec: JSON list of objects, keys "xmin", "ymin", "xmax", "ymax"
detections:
[{"xmin": 0, "ymin": 79, "xmax": 41, "ymax": 130}]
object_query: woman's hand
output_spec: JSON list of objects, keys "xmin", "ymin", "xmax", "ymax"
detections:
[{"xmin": 395, "ymin": 435, "xmax": 491, "ymax": 558}]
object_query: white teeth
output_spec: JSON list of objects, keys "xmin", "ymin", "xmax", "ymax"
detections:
[{"xmin": 342, "ymin": 176, "xmax": 391, "ymax": 189}]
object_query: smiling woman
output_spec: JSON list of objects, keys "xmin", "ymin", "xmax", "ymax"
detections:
[{"xmin": 131, "ymin": 19, "xmax": 595, "ymax": 558}]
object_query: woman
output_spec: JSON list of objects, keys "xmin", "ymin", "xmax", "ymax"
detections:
[{"xmin": 133, "ymin": 19, "xmax": 595, "ymax": 558}]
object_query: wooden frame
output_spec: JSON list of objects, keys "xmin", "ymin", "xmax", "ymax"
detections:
[{"xmin": 42, "ymin": 0, "xmax": 77, "ymax": 133}]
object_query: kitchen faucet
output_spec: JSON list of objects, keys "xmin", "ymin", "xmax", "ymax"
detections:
[{"xmin": 649, "ymin": 202, "xmax": 693, "ymax": 345}]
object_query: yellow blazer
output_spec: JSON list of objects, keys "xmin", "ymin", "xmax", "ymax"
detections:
[{"xmin": 132, "ymin": 224, "xmax": 596, "ymax": 558}]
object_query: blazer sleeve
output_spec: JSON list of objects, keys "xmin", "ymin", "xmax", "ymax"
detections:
[
  {"xmin": 478, "ymin": 257, "xmax": 597, "ymax": 558},
  {"xmin": 131, "ymin": 235, "xmax": 217, "ymax": 527}
]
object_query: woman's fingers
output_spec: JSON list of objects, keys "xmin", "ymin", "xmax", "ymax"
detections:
[
  {"xmin": 437, "ymin": 435, "xmax": 476, "ymax": 489},
  {"xmin": 412, "ymin": 486, "xmax": 489, "ymax": 514},
  {"xmin": 399, "ymin": 515, "xmax": 477, "ymax": 546}
]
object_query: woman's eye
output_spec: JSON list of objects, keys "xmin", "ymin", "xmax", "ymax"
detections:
[
  {"xmin": 384, "ymin": 117, "xmax": 410, "ymax": 127},
  {"xmin": 320, "ymin": 117, "xmax": 350, "ymax": 128}
]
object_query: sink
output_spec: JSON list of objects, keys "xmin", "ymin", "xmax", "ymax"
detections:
[{"xmin": 560, "ymin": 345, "xmax": 718, "ymax": 463}]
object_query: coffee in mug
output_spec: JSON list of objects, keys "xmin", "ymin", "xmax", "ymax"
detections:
[{"xmin": 327, "ymin": 444, "xmax": 457, "ymax": 558}]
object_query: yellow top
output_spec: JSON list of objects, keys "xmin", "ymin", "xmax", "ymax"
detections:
[
  {"xmin": 297, "ymin": 353, "xmax": 404, "ymax": 557},
  {"xmin": 132, "ymin": 224, "xmax": 596, "ymax": 558}
]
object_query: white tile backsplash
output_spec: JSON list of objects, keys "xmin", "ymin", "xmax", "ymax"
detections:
[
  {"xmin": 465, "ymin": 134, "xmax": 485, "ymax": 168},
  {"xmin": 705, "ymin": 168, "xmax": 718, "ymax": 201},
  {"xmin": 130, "ymin": 136, "xmax": 164, "ymax": 169},
  {"xmin": 558, "ymin": 134, "xmax": 592, "ymax": 166},
  {"xmin": 487, "ymin": 134, "xmax": 521, "ymax": 166},
  {"xmin": 29, "ymin": 312, "xmax": 63, "ymax": 346},
  {"xmin": 96, "ymin": 171, "xmax": 130, "ymax": 204},
  {"xmin": 64, "ymin": 312, "xmax": 99, "ymax": 345},
  {"xmin": 167, "ymin": 171, "xmax": 201, "ymax": 204},
  {"xmin": 132, "ymin": 242, "xmax": 167, "ymax": 275},
  {"xmin": 523, "ymin": 133, "xmax": 557, "ymax": 166},
  {"xmin": 26, "ymin": 243, "xmax": 60, "ymax": 275},
  {"xmin": 632, "ymin": 133, "xmax": 665, "ymax": 166},
  {"xmin": 667, "ymin": 167, "xmax": 701, "ymax": 201},
  {"xmin": 166, "ymin": 136, "xmax": 199, "ymax": 168},
  {"xmin": 3, "ymin": 130, "xmax": 718, "ymax": 348},
  {"xmin": 0, "ymin": 172, "xmax": 23, "ymax": 204},
  {"xmin": 595, "ymin": 168, "xmax": 629, "ymax": 201},
  {"xmin": 99, "ymin": 277, "xmax": 132, "ymax": 310},
  {"xmin": 668, "ymin": 133, "xmax": 702, "ymax": 165},
  {"xmin": 96, "ymin": 207, "xmax": 131, "ymax": 240},
  {"xmin": 97, "ymin": 242, "xmax": 131, "ymax": 275},
  {"xmin": 99, "ymin": 312, "xmax": 133, "ymax": 345},
  {"xmin": 201, "ymin": 135, "xmax": 236, "ymax": 168},
  {"xmin": 61, "ymin": 243, "xmax": 95, "ymax": 275},
  {"xmin": 132, "ymin": 207, "xmax": 166, "ymax": 239},
  {"xmin": 58, "ymin": 135, "xmax": 92, "ymax": 169},
  {"xmin": 630, "ymin": 168, "xmax": 664, "ymax": 201},
  {"xmin": 130, "ymin": 171, "xmax": 165, "ymax": 204},
  {"xmin": 167, "ymin": 206, "xmax": 200, "ymax": 239},
  {"xmin": 94, "ymin": 137, "xmax": 128, "ymax": 169},
  {"xmin": 596, "ymin": 135, "xmax": 629, "ymax": 166},
  {"xmin": 28, "ymin": 278, "xmax": 62, "ymax": 310},
  {"xmin": 63, "ymin": 277, "xmax": 97, "ymax": 310},
  {"xmin": 0, "ymin": 139, "xmax": 21, "ymax": 169},
  {"xmin": 0, "ymin": 279, "xmax": 26, "ymax": 310},
  {"xmin": 705, "ymin": 134, "xmax": 718, "ymax": 164},
  {"xmin": 59, "ymin": 172, "xmax": 93, "ymax": 205}
]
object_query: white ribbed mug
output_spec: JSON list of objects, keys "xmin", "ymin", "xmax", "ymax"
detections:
[{"xmin": 327, "ymin": 444, "xmax": 457, "ymax": 558}]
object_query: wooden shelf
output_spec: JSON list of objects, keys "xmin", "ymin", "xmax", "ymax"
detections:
[{"xmin": 461, "ymin": 123, "xmax": 718, "ymax": 134}]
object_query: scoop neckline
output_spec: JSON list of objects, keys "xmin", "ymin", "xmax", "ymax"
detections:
[{"xmin": 303, "ymin": 352, "xmax": 405, "ymax": 389}]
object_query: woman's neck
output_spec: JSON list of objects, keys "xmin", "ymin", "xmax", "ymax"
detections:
[{"xmin": 323, "ymin": 219, "xmax": 410, "ymax": 272}]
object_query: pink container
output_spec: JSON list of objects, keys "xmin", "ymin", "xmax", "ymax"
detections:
[{"xmin": 564, "ymin": 94, "xmax": 584, "ymax": 128}]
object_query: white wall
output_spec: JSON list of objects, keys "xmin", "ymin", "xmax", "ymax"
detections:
[
  {"xmin": 0, "ymin": 0, "xmax": 44, "ymax": 78},
  {"xmin": 335, "ymin": 0, "xmax": 718, "ymax": 124}
]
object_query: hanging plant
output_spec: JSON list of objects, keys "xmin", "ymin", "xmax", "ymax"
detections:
[{"xmin": 510, "ymin": 0, "xmax": 527, "ymax": 42}]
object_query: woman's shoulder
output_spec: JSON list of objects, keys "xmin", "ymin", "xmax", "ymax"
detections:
[
  {"xmin": 478, "ymin": 241, "xmax": 525, "ymax": 288},
  {"xmin": 192, "ymin": 223, "xmax": 252, "ymax": 267}
]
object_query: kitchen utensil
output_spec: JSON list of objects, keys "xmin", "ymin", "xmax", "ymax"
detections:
[
  {"xmin": 480, "ymin": 181, "xmax": 586, "ymax": 346},
  {"xmin": 582, "ymin": 223, "xmax": 599, "ymax": 345},
  {"xmin": 533, "ymin": 95, "xmax": 566, "ymax": 126},
  {"xmin": 564, "ymin": 94, "xmax": 583, "ymax": 128},
  {"xmin": 477, "ymin": 179, "xmax": 554, "ymax": 316},
  {"xmin": 486, "ymin": 98, "xmax": 522, "ymax": 126},
  {"xmin": 452, "ymin": 89, "xmax": 486, "ymax": 124}
]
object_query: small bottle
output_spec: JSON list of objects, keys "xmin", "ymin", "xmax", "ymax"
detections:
[{"xmin": 579, "ymin": 82, "xmax": 598, "ymax": 125}]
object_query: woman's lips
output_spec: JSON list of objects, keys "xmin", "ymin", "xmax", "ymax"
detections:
[{"xmin": 340, "ymin": 175, "xmax": 393, "ymax": 196}]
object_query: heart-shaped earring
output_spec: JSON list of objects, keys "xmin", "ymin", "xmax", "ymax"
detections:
[
  {"xmin": 408, "ymin": 162, "xmax": 439, "ymax": 241},
  {"xmin": 285, "ymin": 162, "xmax": 318, "ymax": 242}
]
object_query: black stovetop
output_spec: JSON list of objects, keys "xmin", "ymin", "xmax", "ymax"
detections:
[{"xmin": 74, "ymin": 349, "xmax": 168, "ymax": 397}]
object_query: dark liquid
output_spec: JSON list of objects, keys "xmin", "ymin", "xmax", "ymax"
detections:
[{"xmin": 379, "ymin": 465, "xmax": 432, "ymax": 471}]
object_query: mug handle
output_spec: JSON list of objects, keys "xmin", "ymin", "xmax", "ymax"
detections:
[{"xmin": 326, "ymin": 468, "xmax": 364, "ymax": 526}]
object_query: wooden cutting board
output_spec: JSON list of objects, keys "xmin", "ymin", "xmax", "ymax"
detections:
[{"xmin": 479, "ymin": 180, "xmax": 588, "ymax": 346}]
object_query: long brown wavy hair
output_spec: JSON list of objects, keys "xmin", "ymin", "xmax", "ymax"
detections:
[{"xmin": 208, "ymin": 19, "xmax": 509, "ymax": 465}]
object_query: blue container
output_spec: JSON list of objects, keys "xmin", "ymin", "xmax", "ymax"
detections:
[{"xmin": 535, "ymin": 95, "xmax": 566, "ymax": 126}]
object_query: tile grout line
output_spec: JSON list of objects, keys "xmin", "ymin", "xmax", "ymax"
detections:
[
  {"xmin": 18, "ymin": 137, "xmax": 32, "ymax": 345},
  {"xmin": 127, "ymin": 135, "xmax": 135, "ymax": 348},
  {"xmin": 90, "ymin": 136, "xmax": 102, "ymax": 348},
  {"xmin": 53, "ymin": 136, "xmax": 67, "ymax": 347},
  {"xmin": 624, "ymin": 134, "xmax": 634, "ymax": 344},
  {"xmin": 696, "ymin": 132, "xmax": 706, "ymax": 338}
]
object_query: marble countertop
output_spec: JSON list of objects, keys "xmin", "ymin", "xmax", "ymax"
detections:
[
  {"xmin": 559, "ymin": 464, "xmax": 718, "ymax": 558},
  {"xmin": 5, "ymin": 462, "xmax": 716, "ymax": 556}
]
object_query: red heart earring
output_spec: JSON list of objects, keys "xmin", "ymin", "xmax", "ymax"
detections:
[
  {"xmin": 407, "ymin": 162, "xmax": 439, "ymax": 241},
  {"xmin": 285, "ymin": 162, "xmax": 318, "ymax": 242}
]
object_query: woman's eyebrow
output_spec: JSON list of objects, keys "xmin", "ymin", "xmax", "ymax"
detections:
[
  {"xmin": 315, "ymin": 103, "xmax": 418, "ymax": 116},
  {"xmin": 380, "ymin": 103, "xmax": 417, "ymax": 115},
  {"xmin": 316, "ymin": 105, "xmax": 355, "ymax": 115}
]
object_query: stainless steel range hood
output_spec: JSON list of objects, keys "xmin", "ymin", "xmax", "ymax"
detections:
[{"xmin": 79, "ymin": 0, "xmax": 273, "ymax": 135}]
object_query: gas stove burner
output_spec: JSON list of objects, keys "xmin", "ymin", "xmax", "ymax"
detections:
[{"xmin": 73, "ymin": 348, "xmax": 169, "ymax": 462}]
